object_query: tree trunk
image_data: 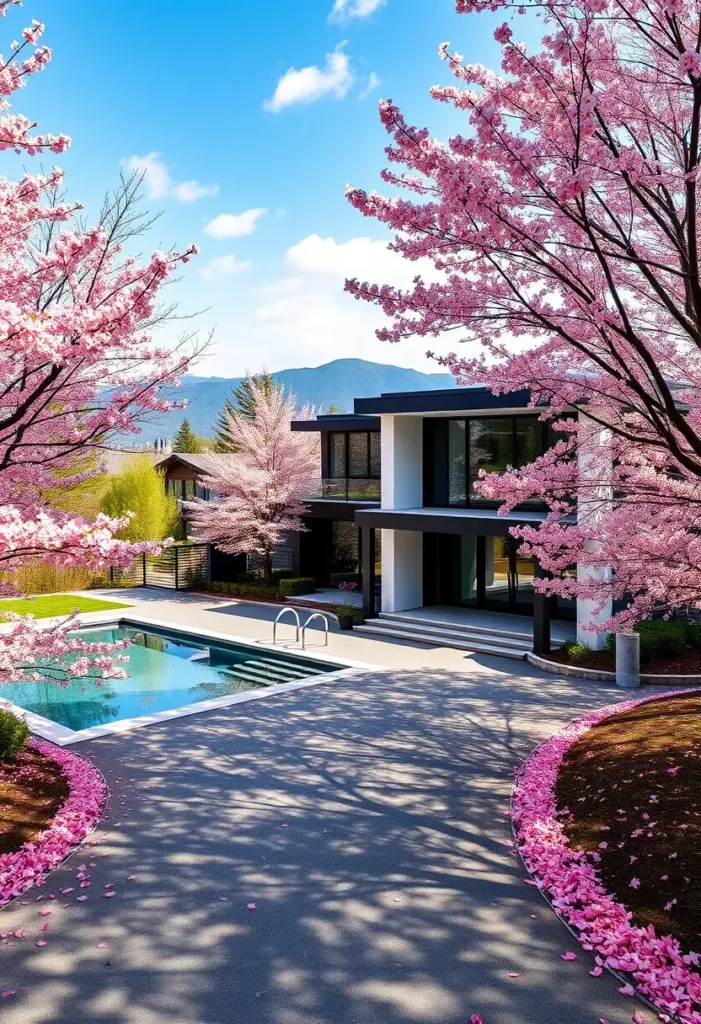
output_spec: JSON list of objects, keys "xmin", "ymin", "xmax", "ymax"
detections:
[{"xmin": 263, "ymin": 550, "xmax": 273, "ymax": 586}]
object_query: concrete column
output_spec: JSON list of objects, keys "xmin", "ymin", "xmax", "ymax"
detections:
[
  {"xmin": 616, "ymin": 632, "xmax": 640, "ymax": 688},
  {"xmin": 381, "ymin": 529, "xmax": 423, "ymax": 612},
  {"xmin": 381, "ymin": 414, "xmax": 423, "ymax": 510},
  {"xmin": 576, "ymin": 412, "xmax": 613, "ymax": 650},
  {"xmin": 361, "ymin": 525, "xmax": 376, "ymax": 619}
]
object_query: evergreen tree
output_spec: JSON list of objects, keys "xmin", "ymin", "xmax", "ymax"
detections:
[
  {"xmin": 213, "ymin": 371, "xmax": 280, "ymax": 452},
  {"xmin": 172, "ymin": 418, "xmax": 203, "ymax": 454}
]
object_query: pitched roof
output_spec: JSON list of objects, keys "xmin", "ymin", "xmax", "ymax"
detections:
[{"xmin": 155, "ymin": 452, "xmax": 238, "ymax": 475}]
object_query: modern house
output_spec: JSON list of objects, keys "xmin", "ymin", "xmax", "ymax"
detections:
[{"xmin": 292, "ymin": 386, "xmax": 602, "ymax": 657}]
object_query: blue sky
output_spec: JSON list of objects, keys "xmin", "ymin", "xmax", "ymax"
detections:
[{"xmin": 6, "ymin": 0, "xmax": 527, "ymax": 377}]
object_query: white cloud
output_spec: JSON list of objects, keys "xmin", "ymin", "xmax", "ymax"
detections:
[
  {"xmin": 358, "ymin": 71, "xmax": 381, "ymax": 100},
  {"xmin": 329, "ymin": 0, "xmax": 386, "ymax": 22},
  {"xmin": 203, "ymin": 234, "xmax": 441, "ymax": 375},
  {"xmin": 122, "ymin": 152, "xmax": 217, "ymax": 203},
  {"xmin": 124, "ymin": 153, "xmax": 172, "ymax": 200},
  {"xmin": 204, "ymin": 208, "xmax": 268, "ymax": 239},
  {"xmin": 264, "ymin": 44, "xmax": 354, "ymax": 113},
  {"xmin": 199, "ymin": 255, "xmax": 251, "ymax": 281},
  {"xmin": 171, "ymin": 179, "xmax": 220, "ymax": 203}
]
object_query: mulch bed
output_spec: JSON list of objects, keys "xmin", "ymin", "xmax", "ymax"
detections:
[
  {"xmin": 548, "ymin": 646, "xmax": 701, "ymax": 674},
  {"xmin": 556, "ymin": 693, "xmax": 701, "ymax": 954},
  {"xmin": 0, "ymin": 746, "xmax": 69, "ymax": 856}
]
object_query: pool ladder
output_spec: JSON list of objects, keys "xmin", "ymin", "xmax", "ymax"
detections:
[{"xmin": 272, "ymin": 607, "xmax": 329, "ymax": 650}]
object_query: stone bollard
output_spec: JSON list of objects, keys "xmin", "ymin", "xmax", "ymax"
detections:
[{"xmin": 616, "ymin": 632, "xmax": 640, "ymax": 689}]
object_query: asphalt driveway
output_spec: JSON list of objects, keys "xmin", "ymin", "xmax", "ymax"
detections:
[{"xmin": 0, "ymin": 663, "xmax": 655, "ymax": 1024}]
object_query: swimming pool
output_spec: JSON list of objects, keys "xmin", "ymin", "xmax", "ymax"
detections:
[{"xmin": 1, "ymin": 620, "xmax": 351, "ymax": 741}]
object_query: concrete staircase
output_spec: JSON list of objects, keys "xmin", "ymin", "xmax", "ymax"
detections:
[{"xmin": 354, "ymin": 611, "xmax": 562, "ymax": 660}]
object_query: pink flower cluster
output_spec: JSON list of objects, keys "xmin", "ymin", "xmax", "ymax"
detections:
[
  {"xmin": 0, "ymin": 738, "xmax": 106, "ymax": 906},
  {"xmin": 513, "ymin": 690, "xmax": 701, "ymax": 1022}
]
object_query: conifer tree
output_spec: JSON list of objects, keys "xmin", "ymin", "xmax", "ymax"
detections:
[
  {"xmin": 213, "ymin": 371, "xmax": 279, "ymax": 452},
  {"xmin": 172, "ymin": 418, "xmax": 203, "ymax": 454}
]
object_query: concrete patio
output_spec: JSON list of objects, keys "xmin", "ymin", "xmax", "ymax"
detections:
[{"xmin": 0, "ymin": 591, "xmax": 657, "ymax": 1024}]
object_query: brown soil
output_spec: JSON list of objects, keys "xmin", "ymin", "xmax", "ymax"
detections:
[
  {"xmin": 0, "ymin": 746, "xmax": 70, "ymax": 855},
  {"xmin": 556, "ymin": 694, "xmax": 701, "ymax": 953},
  {"xmin": 548, "ymin": 646, "xmax": 701, "ymax": 674}
]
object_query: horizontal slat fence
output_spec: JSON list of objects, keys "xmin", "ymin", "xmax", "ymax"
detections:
[{"xmin": 110, "ymin": 543, "xmax": 210, "ymax": 591}]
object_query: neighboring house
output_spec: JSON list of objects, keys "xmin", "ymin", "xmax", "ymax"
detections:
[
  {"xmin": 156, "ymin": 453, "xmax": 237, "ymax": 502},
  {"xmin": 155, "ymin": 451, "xmax": 295, "ymax": 572},
  {"xmin": 292, "ymin": 386, "xmax": 599, "ymax": 655}
]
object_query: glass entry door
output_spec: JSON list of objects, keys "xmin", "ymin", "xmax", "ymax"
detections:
[
  {"xmin": 483, "ymin": 536, "xmax": 536, "ymax": 614},
  {"xmin": 423, "ymin": 533, "xmax": 537, "ymax": 616}
]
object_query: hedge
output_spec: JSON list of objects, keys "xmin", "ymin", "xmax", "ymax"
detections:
[
  {"xmin": 606, "ymin": 619, "xmax": 688, "ymax": 664},
  {"xmin": 278, "ymin": 577, "xmax": 317, "ymax": 598}
]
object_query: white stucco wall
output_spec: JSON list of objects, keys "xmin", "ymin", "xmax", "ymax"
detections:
[{"xmin": 380, "ymin": 415, "xmax": 424, "ymax": 612}]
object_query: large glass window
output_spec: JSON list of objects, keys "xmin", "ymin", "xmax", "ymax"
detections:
[
  {"xmin": 448, "ymin": 419, "xmax": 467, "ymax": 505},
  {"xmin": 348, "ymin": 433, "xmax": 369, "ymax": 478},
  {"xmin": 469, "ymin": 418, "xmax": 513, "ymax": 503},
  {"xmin": 515, "ymin": 417, "xmax": 541, "ymax": 468},
  {"xmin": 369, "ymin": 432, "xmax": 381, "ymax": 478},
  {"xmin": 329, "ymin": 433, "xmax": 346, "ymax": 479}
]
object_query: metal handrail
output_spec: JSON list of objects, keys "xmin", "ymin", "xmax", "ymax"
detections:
[
  {"xmin": 273, "ymin": 607, "xmax": 300, "ymax": 645},
  {"xmin": 301, "ymin": 612, "xmax": 329, "ymax": 650}
]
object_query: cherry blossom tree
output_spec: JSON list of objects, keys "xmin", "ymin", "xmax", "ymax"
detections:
[
  {"xmin": 346, "ymin": 0, "xmax": 701, "ymax": 627},
  {"xmin": 185, "ymin": 383, "xmax": 318, "ymax": 586},
  {"xmin": 0, "ymin": 0, "xmax": 199, "ymax": 683}
]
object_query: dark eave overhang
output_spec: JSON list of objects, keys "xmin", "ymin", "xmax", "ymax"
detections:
[
  {"xmin": 291, "ymin": 414, "xmax": 381, "ymax": 432},
  {"xmin": 353, "ymin": 387, "xmax": 537, "ymax": 416}
]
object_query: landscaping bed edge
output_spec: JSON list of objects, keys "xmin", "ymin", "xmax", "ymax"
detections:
[{"xmin": 527, "ymin": 651, "xmax": 701, "ymax": 685}]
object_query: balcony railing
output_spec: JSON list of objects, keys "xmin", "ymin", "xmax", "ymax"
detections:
[{"xmin": 307, "ymin": 477, "xmax": 381, "ymax": 502}]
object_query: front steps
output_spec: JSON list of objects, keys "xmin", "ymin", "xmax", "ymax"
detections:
[{"xmin": 354, "ymin": 611, "xmax": 563, "ymax": 660}]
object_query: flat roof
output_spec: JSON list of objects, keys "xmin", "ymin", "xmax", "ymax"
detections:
[
  {"xmin": 355, "ymin": 505, "xmax": 573, "ymax": 537},
  {"xmin": 353, "ymin": 387, "xmax": 537, "ymax": 416},
  {"xmin": 291, "ymin": 414, "xmax": 381, "ymax": 432}
]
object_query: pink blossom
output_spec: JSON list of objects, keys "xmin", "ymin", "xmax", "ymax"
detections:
[
  {"xmin": 512, "ymin": 689, "xmax": 701, "ymax": 1020},
  {"xmin": 184, "ymin": 383, "xmax": 318, "ymax": 584},
  {"xmin": 0, "ymin": 739, "xmax": 105, "ymax": 906},
  {"xmin": 494, "ymin": 23, "xmax": 512, "ymax": 43}
]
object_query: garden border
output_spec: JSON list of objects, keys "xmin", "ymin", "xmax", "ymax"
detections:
[
  {"xmin": 0, "ymin": 738, "xmax": 107, "ymax": 909},
  {"xmin": 512, "ymin": 688, "xmax": 701, "ymax": 1023},
  {"xmin": 527, "ymin": 651, "xmax": 701, "ymax": 685}
]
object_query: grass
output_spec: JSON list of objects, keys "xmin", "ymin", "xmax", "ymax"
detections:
[{"xmin": 0, "ymin": 594, "xmax": 131, "ymax": 619}]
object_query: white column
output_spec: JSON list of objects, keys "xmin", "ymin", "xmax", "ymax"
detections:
[
  {"xmin": 380, "ymin": 415, "xmax": 424, "ymax": 612},
  {"xmin": 576, "ymin": 412, "xmax": 613, "ymax": 650},
  {"xmin": 381, "ymin": 529, "xmax": 423, "ymax": 612},
  {"xmin": 381, "ymin": 414, "xmax": 423, "ymax": 509}
]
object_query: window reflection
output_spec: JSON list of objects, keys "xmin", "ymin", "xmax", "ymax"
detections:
[
  {"xmin": 448, "ymin": 419, "xmax": 466, "ymax": 505},
  {"xmin": 469, "ymin": 418, "xmax": 513, "ymax": 503}
]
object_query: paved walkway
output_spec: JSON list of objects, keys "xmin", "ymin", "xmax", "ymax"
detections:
[{"xmin": 0, "ymin": 594, "xmax": 657, "ymax": 1023}]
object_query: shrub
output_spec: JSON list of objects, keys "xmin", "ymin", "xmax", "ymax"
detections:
[
  {"xmin": 279, "ymin": 577, "xmax": 317, "ymax": 598},
  {"xmin": 331, "ymin": 604, "xmax": 365, "ymax": 625},
  {"xmin": 686, "ymin": 622, "xmax": 701, "ymax": 649},
  {"xmin": 237, "ymin": 567, "xmax": 293, "ymax": 585},
  {"xmin": 607, "ymin": 620, "xmax": 687, "ymax": 663},
  {"xmin": 564, "ymin": 641, "xmax": 591, "ymax": 663},
  {"xmin": 0, "ymin": 709, "xmax": 29, "ymax": 759}
]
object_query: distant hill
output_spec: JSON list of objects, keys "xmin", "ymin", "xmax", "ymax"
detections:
[{"xmin": 141, "ymin": 358, "xmax": 457, "ymax": 443}]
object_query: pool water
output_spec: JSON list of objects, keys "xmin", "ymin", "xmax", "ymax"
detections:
[{"xmin": 2, "ymin": 623, "xmax": 338, "ymax": 732}]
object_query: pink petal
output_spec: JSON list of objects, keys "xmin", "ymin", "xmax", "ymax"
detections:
[
  {"xmin": 618, "ymin": 983, "xmax": 635, "ymax": 996},
  {"xmin": 561, "ymin": 951, "xmax": 577, "ymax": 961},
  {"xmin": 2, "ymin": 991, "xmax": 16, "ymax": 998},
  {"xmin": 632, "ymin": 1013, "xmax": 645, "ymax": 1024},
  {"xmin": 35, "ymin": 940, "xmax": 47, "ymax": 947},
  {"xmin": 507, "ymin": 972, "xmax": 520, "ymax": 978},
  {"xmin": 471, "ymin": 1017, "xmax": 484, "ymax": 1024},
  {"xmin": 590, "ymin": 966, "xmax": 603, "ymax": 976},
  {"xmin": 247, "ymin": 902, "xmax": 256, "ymax": 911},
  {"xmin": 97, "ymin": 942, "xmax": 107, "ymax": 949},
  {"xmin": 76, "ymin": 895, "xmax": 88, "ymax": 902}
]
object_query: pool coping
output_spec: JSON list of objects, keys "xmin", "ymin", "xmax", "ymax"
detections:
[{"xmin": 4, "ymin": 613, "xmax": 382, "ymax": 747}]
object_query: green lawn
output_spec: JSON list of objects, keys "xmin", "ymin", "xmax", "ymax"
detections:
[{"xmin": 0, "ymin": 594, "xmax": 131, "ymax": 619}]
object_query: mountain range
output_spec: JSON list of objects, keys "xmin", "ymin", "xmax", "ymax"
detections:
[{"xmin": 143, "ymin": 358, "xmax": 457, "ymax": 443}]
